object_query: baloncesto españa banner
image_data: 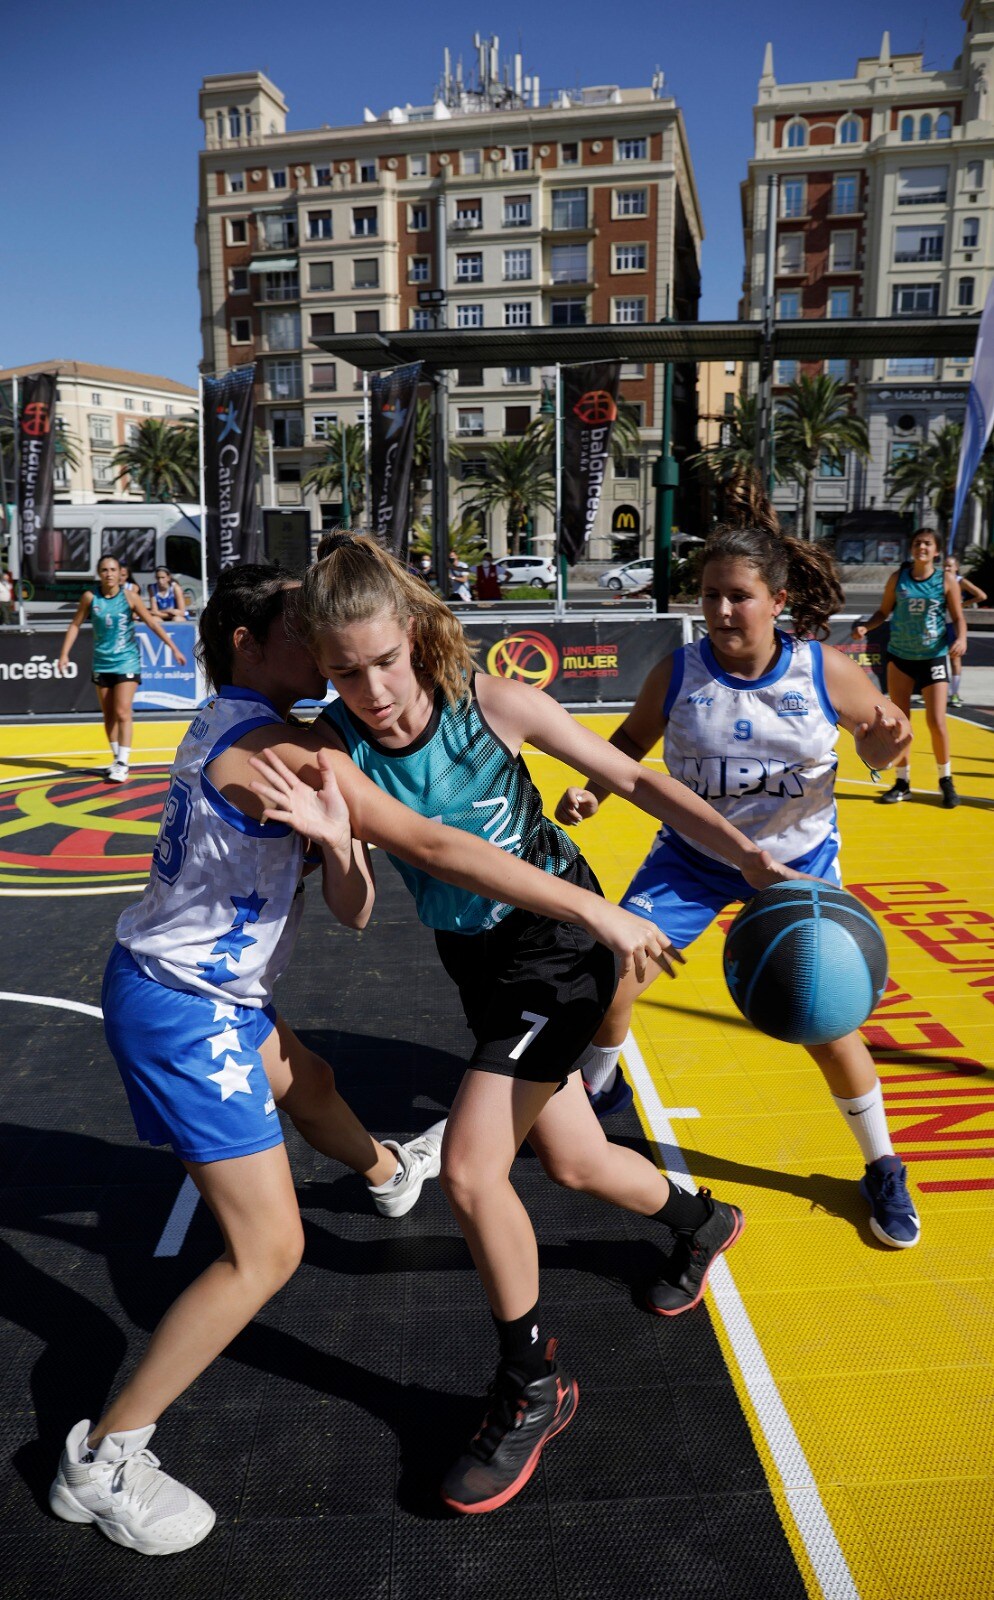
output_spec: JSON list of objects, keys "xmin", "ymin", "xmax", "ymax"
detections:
[
  {"xmin": 369, "ymin": 363, "xmax": 423, "ymax": 557},
  {"xmin": 17, "ymin": 371, "xmax": 58, "ymax": 586},
  {"xmin": 202, "ymin": 365, "xmax": 262, "ymax": 585},
  {"xmin": 559, "ymin": 362, "xmax": 621, "ymax": 567}
]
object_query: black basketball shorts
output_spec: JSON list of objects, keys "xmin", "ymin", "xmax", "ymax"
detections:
[
  {"xmin": 92, "ymin": 671, "xmax": 142, "ymax": 688},
  {"xmin": 887, "ymin": 652, "xmax": 949, "ymax": 692},
  {"xmin": 434, "ymin": 856, "xmax": 618, "ymax": 1085}
]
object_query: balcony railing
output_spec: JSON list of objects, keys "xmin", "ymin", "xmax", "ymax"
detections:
[
  {"xmin": 894, "ymin": 250, "xmax": 943, "ymax": 262},
  {"xmin": 452, "ymin": 216, "xmax": 483, "ymax": 230},
  {"xmin": 897, "ymin": 192, "xmax": 947, "ymax": 206}
]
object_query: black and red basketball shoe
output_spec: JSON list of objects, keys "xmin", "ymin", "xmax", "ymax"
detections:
[{"xmin": 646, "ymin": 1189, "xmax": 745, "ymax": 1316}]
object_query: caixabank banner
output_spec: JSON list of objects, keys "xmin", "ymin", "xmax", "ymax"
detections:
[
  {"xmin": 0, "ymin": 625, "xmax": 201, "ymax": 714},
  {"xmin": 464, "ymin": 616, "xmax": 684, "ymax": 704}
]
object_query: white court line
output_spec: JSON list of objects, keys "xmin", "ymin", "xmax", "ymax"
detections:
[
  {"xmin": 0, "ymin": 990, "xmax": 103, "ymax": 1019},
  {"xmin": 622, "ymin": 1029, "xmax": 860, "ymax": 1600},
  {"xmin": 154, "ymin": 1176, "xmax": 201, "ymax": 1257}
]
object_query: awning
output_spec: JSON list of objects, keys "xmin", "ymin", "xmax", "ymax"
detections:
[{"xmin": 248, "ymin": 258, "xmax": 298, "ymax": 274}]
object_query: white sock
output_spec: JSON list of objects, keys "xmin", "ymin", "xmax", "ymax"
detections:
[
  {"xmin": 367, "ymin": 1159, "xmax": 404, "ymax": 1193},
  {"xmin": 582, "ymin": 1044, "xmax": 622, "ymax": 1096},
  {"xmin": 87, "ymin": 1423, "xmax": 155, "ymax": 1463},
  {"xmin": 895, "ymin": 765, "xmax": 910, "ymax": 784},
  {"xmin": 951, "ymin": 675, "xmax": 961, "ymax": 696},
  {"xmin": 937, "ymin": 761, "xmax": 951, "ymax": 779},
  {"xmin": 831, "ymin": 1082, "xmax": 895, "ymax": 1165},
  {"xmin": 118, "ymin": 745, "xmax": 131, "ymax": 767},
  {"xmin": 110, "ymin": 741, "xmax": 119, "ymax": 759}
]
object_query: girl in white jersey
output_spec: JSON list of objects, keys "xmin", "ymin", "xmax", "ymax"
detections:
[
  {"xmin": 557, "ymin": 523, "xmax": 919, "ymax": 1254},
  {"xmin": 289, "ymin": 534, "xmax": 798, "ymax": 1516},
  {"xmin": 50, "ymin": 565, "xmax": 670, "ymax": 1558}
]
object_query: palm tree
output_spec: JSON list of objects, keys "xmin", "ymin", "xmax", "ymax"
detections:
[
  {"xmin": 111, "ymin": 417, "xmax": 198, "ymax": 501},
  {"xmin": 777, "ymin": 375, "xmax": 869, "ymax": 541},
  {"xmin": 454, "ymin": 426, "xmax": 556, "ymax": 555},
  {"xmin": 886, "ymin": 421, "xmax": 962, "ymax": 540},
  {"xmin": 530, "ymin": 396, "xmax": 642, "ymax": 471},
  {"xmin": 301, "ymin": 422, "xmax": 366, "ymax": 519},
  {"xmin": 409, "ymin": 398, "xmax": 433, "ymax": 525}
]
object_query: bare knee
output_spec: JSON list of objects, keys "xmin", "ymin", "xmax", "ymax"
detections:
[
  {"xmin": 232, "ymin": 1219, "xmax": 305, "ymax": 1292},
  {"xmin": 279, "ymin": 1050, "xmax": 335, "ymax": 1118},
  {"xmin": 538, "ymin": 1147, "xmax": 604, "ymax": 1192},
  {"xmin": 440, "ymin": 1145, "xmax": 507, "ymax": 1216}
]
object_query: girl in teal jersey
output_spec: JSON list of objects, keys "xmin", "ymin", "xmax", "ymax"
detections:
[
  {"xmin": 855, "ymin": 529, "xmax": 966, "ymax": 807},
  {"xmin": 288, "ymin": 533, "xmax": 798, "ymax": 1515},
  {"xmin": 58, "ymin": 555, "xmax": 187, "ymax": 782}
]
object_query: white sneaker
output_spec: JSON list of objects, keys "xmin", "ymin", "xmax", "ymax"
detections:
[
  {"xmin": 106, "ymin": 759, "xmax": 129, "ymax": 784},
  {"xmin": 49, "ymin": 1419, "xmax": 216, "ymax": 1556},
  {"xmin": 370, "ymin": 1119, "xmax": 446, "ymax": 1218}
]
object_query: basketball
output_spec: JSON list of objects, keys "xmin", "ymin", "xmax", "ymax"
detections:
[{"xmin": 722, "ymin": 882, "xmax": 888, "ymax": 1046}]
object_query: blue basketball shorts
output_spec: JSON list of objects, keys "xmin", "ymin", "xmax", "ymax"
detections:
[
  {"xmin": 102, "ymin": 942, "xmax": 283, "ymax": 1164},
  {"xmin": 619, "ymin": 828, "xmax": 843, "ymax": 951}
]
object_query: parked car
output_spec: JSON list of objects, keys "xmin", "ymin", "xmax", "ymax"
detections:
[
  {"xmin": 495, "ymin": 555, "xmax": 556, "ymax": 589},
  {"xmin": 598, "ymin": 537, "xmax": 703, "ymax": 592}
]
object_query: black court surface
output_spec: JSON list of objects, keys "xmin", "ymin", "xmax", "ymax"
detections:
[{"xmin": 1, "ymin": 877, "xmax": 809, "ymax": 1600}]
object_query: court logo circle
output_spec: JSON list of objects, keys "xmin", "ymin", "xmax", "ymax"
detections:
[
  {"xmin": 486, "ymin": 631, "xmax": 560, "ymax": 691},
  {"xmin": 0, "ymin": 766, "xmax": 169, "ymax": 893},
  {"xmin": 573, "ymin": 390, "xmax": 617, "ymax": 426}
]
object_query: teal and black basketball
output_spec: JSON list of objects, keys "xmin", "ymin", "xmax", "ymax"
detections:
[{"xmin": 722, "ymin": 882, "xmax": 888, "ymax": 1046}]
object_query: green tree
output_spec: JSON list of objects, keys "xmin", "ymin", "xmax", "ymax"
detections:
[
  {"xmin": 301, "ymin": 422, "xmax": 366, "ymax": 519},
  {"xmin": 777, "ymin": 375, "xmax": 869, "ymax": 541},
  {"xmin": 410, "ymin": 398, "xmax": 433, "ymax": 524},
  {"xmin": 531, "ymin": 395, "xmax": 642, "ymax": 471},
  {"xmin": 111, "ymin": 417, "xmax": 198, "ymax": 501},
  {"xmin": 454, "ymin": 426, "xmax": 556, "ymax": 555},
  {"xmin": 886, "ymin": 421, "xmax": 963, "ymax": 540}
]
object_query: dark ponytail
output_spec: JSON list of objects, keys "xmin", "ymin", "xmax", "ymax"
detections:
[
  {"xmin": 197, "ymin": 563, "xmax": 295, "ymax": 693},
  {"xmin": 701, "ymin": 525, "xmax": 843, "ymax": 641}
]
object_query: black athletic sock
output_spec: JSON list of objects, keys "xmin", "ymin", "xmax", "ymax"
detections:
[
  {"xmin": 493, "ymin": 1302, "xmax": 546, "ymax": 1382},
  {"xmin": 654, "ymin": 1184, "xmax": 710, "ymax": 1235}
]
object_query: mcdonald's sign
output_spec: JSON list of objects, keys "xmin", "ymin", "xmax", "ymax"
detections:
[{"xmin": 611, "ymin": 504, "xmax": 641, "ymax": 536}]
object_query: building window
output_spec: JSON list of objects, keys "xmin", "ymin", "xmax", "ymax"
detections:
[
  {"xmin": 894, "ymin": 223, "xmax": 944, "ymax": 262},
  {"xmin": 456, "ymin": 367, "xmax": 484, "ymax": 387},
  {"xmin": 886, "ymin": 357, "xmax": 935, "ymax": 378},
  {"xmin": 310, "ymin": 312, "xmax": 336, "ymax": 337},
  {"xmin": 552, "ymin": 299, "xmax": 587, "ymax": 326},
  {"xmin": 455, "ymin": 252, "xmax": 483, "ymax": 283},
  {"xmin": 227, "ymin": 218, "xmax": 247, "ymax": 244},
  {"xmin": 511, "ymin": 146, "xmax": 530, "ymax": 171},
  {"xmin": 93, "ymin": 457, "xmax": 117, "ymax": 490},
  {"xmin": 825, "ymin": 359, "xmax": 849, "ymax": 381},
  {"xmin": 228, "ymin": 172, "xmax": 245, "ymax": 193},
  {"xmin": 829, "ymin": 231, "xmax": 856, "ymax": 271},
  {"xmin": 551, "ymin": 244, "xmax": 588, "ymax": 283},
  {"xmin": 308, "ymin": 210, "xmax": 333, "ymax": 240},
  {"xmin": 560, "ymin": 142, "xmax": 579, "ymax": 165},
  {"xmin": 781, "ymin": 180, "xmax": 805, "ymax": 218},
  {"xmin": 311, "ymin": 412, "xmax": 338, "ymax": 441},
  {"xmin": 462, "ymin": 149, "xmax": 482, "ymax": 175},
  {"xmin": 271, "ymin": 169, "xmax": 288, "ymax": 189},
  {"xmin": 504, "ymin": 366, "xmax": 532, "ymax": 384},
  {"xmin": 408, "ymin": 153, "xmax": 428, "ymax": 178},
  {"xmin": 838, "ymin": 116, "xmax": 860, "ymax": 145},
  {"xmin": 124, "ymin": 396, "xmax": 134, "ymax": 410},
  {"xmin": 354, "ymin": 309, "xmax": 380, "ymax": 333},
  {"xmin": 615, "ymin": 455, "xmax": 640, "ymax": 479},
  {"xmin": 617, "ymin": 136, "xmax": 647, "ymax": 161},
  {"xmin": 230, "ymin": 316, "xmax": 253, "ymax": 345},
  {"xmin": 958, "ymin": 277, "xmax": 976, "ymax": 308},
  {"xmin": 777, "ymin": 290, "xmax": 800, "ymax": 320},
  {"xmin": 613, "ymin": 242, "xmax": 647, "ymax": 272},
  {"xmin": 456, "ymin": 303, "xmax": 484, "ymax": 328},
  {"xmin": 352, "ymin": 206, "xmax": 378, "ymax": 237},
  {"xmin": 410, "ymin": 257, "xmax": 430, "ymax": 283},
  {"xmin": 828, "ymin": 288, "xmax": 852, "ymax": 318},
  {"xmin": 936, "ymin": 112, "xmax": 952, "ymax": 139},
  {"xmin": 309, "ymin": 261, "xmax": 333, "ymax": 291},
  {"xmin": 503, "ymin": 248, "xmax": 532, "ymax": 281},
  {"xmin": 358, "ymin": 159, "xmax": 377, "ymax": 183},
  {"xmin": 897, "ymin": 166, "xmax": 947, "ymax": 205},
  {"xmin": 353, "ymin": 259, "xmax": 379, "ymax": 289},
  {"xmin": 263, "ymin": 270, "xmax": 299, "ymax": 301},
  {"xmin": 503, "ymin": 301, "xmax": 532, "ymax": 327},
  {"xmin": 962, "ymin": 217, "xmax": 980, "ymax": 250},
  {"xmin": 164, "ymin": 405, "xmax": 174, "ymax": 417},
  {"xmin": 776, "ymin": 360, "xmax": 798, "ymax": 384},
  {"xmin": 314, "ymin": 165, "xmax": 332, "ymax": 186},
  {"xmin": 778, "ymin": 234, "xmax": 803, "ymax": 272},
  {"xmin": 892, "ymin": 282, "xmax": 940, "ymax": 315},
  {"xmin": 552, "ymin": 188, "xmax": 588, "ymax": 228},
  {"xmin": 270, "ymin": 410, "xmax": 303, "ymax": 448},
  {"xmin": 409, "ymin": 204, "xmax": 429, "ymax": 230},
  {"xmin": 504, "ymin": 405, "xmax": 531, "ymax": 436},
  {"xmin": 264, "ymin": 308, "xmax": 300, "ymax": 350},
  {"xmin": 456, "ymin": 408, "xmax": 484, "ymax": 437},
  {"xmin": 612, "ymin": 297, "xmax": 645, "ymax": 324},
  {"xmin": 228, "ymin": 108, "xmax": 241, "ymax": 138},
  {"xmin": 142, "ymin": 401, "xmax": 151, "ymax": 413},
  {"xmin": 311, "ymin": 363, "xmax": 337, "ymax": 390},
  {"xmin": 832, "ymin": 174, "xmax": 858, "ymax": 214},
  {"xmin": 229, "ymin": 266, "xmax": 250, "ymax": 294},
  {"xmin": 412, "ymin": 308, "xmax": 431, "ymax": 330},
  {"xmin": 723, "ymin": 393, "xmax": 736, "ymax": 416},
  {"xmin": 818, "ymin": 451, "xmax": 845, "ymax": 478},
  {"xmin": 785, "ymin": 120, "xmax": 807, "ymax": 149},
  {"xmin": 614, "ymin": 188, "xmax": 647, "ymax": 218},
  {"xmin": 267, "ymin": 360, "xmax": 302, "ymax": 399},
  {"xmin": 622, "ymin": 362, "xmax": 646, "ymax": 378},
  {"xmin": 965, "ymin": 159, "xmax": 983, "ymax": 191},
  {"xmin": 889, "ymin": 441, "xmax": 919, "ymax": 469},
  {"xmin": 261, "ymin": 213, "xmax": 297, "ymax": 250},
  {"xmin": 504, "ymin": 196, "xmax": 532, "ymax": 227},
  {"xmin": 919, "ymin": 114, "xmax": 933, "ymax": 142},
  {"xmin": 454, "ymin": 200, "xmax": 482, "ymax": 229},
  {"xmin": 900, "ymin": 115, "xmax": 915, "ymax": 142}
]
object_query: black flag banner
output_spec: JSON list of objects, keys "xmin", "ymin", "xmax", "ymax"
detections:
[
  {"xmin": 559, "ymin": 361, "xmax": 621, "ymax": 567},
  {"xmin": 17, "ymin": 371, "xmax": 58, "ymax": 585},
  {"xmin": 369, "ymin": 362, "xmax": 422, "ymax": 557},
  {"xmin": 203, "ymin": 365, "xmax": 261, "ymax": 585}
]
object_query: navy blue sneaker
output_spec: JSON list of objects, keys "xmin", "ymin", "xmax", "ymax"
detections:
[
  {"xmin": 860, "ymin": 1158, "xmax": 920, "ymax": 1248},
  {"xmin": 585, "ymin": 1066, "xmax": 634, "ymax": 1119}
]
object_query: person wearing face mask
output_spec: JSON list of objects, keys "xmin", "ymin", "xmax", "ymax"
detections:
[{"xmin": 474, "ymin": 550, "xmax": 502, "ymax": 601}]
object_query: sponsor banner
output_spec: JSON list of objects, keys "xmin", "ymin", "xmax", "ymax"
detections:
[
  {"xmin": 826, "ymin": 617, "xmax": 889, "ymax": 691},
  {"xmin": 369, "ymin": 363, "xmax": 422, "ymax": 557},
  {"xmin": 559, "ymin": 362, "xmax": 621, "ymax": 567},
  {"xmin": 0, "ymin": 625, "xmax": 200, "ymax": 714},
  {"xmin": 203, "ymin": 366, "xmax": 261, "ymax": 585},
  {"xmin": 464, "ymin": 616, "xmax": 683, "ymax": 705},
  {"xmin": 950, "ymin": 276, "xmax": 994, "ymax": 545},
  {"xmin": 17, "ymin": 372, "xmax": 58, "ymax": 586}
]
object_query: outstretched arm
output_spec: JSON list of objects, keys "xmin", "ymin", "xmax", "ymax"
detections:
[
  {"xmin": 853, "ymin": 571, "xmax": 898, "ymax": 638},
  {"xmin": 556, "ymin": 655, "xmax": 671, "ymax": 825},
  {"xmin": 57, "ymin": 592, "xmax": 92, "ymax": 671},
  {"xmin": 822, "ymin": 645, "xmax": 911, "ymax": 770},
  {"xmin": 249, "ymin": 748, "xmax": 374, "ymax": 928},
  {"xmin": 128, "ymin": 590, "xmax": 187, "ymax": 664}
]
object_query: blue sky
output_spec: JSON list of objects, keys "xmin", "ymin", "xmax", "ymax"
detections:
[{"xmin": 1, "ymin": 0, "xmax": 964, "ymax": 387}]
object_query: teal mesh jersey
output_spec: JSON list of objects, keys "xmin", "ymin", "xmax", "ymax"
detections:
[
  {"xmin": 321, "ymin": 681, "xmax": 579, "ymax": 933},
  {"xmin": 888, "ymin": 562, "xmax": 947, "ymax": 660},
  {"xmin": 91, "ymin": 590, "xmax": 141, "ymax": 675}
]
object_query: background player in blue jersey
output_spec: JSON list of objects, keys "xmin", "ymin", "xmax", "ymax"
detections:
[
  {"xmin": 557, "ymin": 523, "xmax": 918, "ymax": 1254},
  {"xmin": 855, "ymin": 528, "xmax": 966, "ymax": 807},
  {"xmin": 943, "ymin": 553, "xmax": 985, "ymax": 708},
  {"xmin": 57, "ymin": 554, "xmax": 187, "ymax": 782},
  {"xmin": 50, "ymin": 564, "xmax": 675, "ymax": 1558},
  {"xmin": 291, "ymin": 534, "xmax": 799, "ymax": 1516}
]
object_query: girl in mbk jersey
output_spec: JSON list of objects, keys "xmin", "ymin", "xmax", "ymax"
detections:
[
  {"xmin": 556, "ymin": 523, "xmax": 920, "ymax": 1254},
  {"xmin": 855, "ymin": 528, "xmax": 966, "ymax": 807},
  {"xmin": 291, "ymin": 534, "xmax": 798, "ymax": 1516}
]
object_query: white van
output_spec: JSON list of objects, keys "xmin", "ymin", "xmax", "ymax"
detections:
[{"xmin": 23, "ymin": 504, "xmax": 204, "ymax": 614}]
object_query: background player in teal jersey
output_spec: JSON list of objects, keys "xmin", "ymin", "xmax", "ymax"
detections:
[
  {"xmin": 855, "ymin": 528, "xmax": 966, "ymax": 808},
  {"xmin": 57, "ymin": 554, "xmax": 186, "ymax": 782}
]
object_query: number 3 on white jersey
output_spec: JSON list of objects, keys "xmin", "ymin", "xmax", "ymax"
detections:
[{"xmin": 509, "ymin": 1010, "xmax": 549, "ymax": 1060}]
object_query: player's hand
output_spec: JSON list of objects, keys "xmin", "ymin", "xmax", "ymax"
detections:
[
  {"xmin": 854, "ymin": 702, "xmax": 911, "ymax": 770},
  {"xmin": 249, "ymin": 747, "xmax": 352, "ymax": 854},
  {"xmin": 740, "ymin": 848, "xmax": 805, "ymax": 888},
  {"xmin": 592, "ymin": 902, "xmax": 685, "ymax": 983},
  {"xmin": 949, "ymin": 638, "xmax": 966, "ymax": 662},
  {"xmin": 171, "ymin": 647, "xmax": 187, "ymax": 666},
  {"xmin": 56, "ymin": 656, "xmax": 70, "ymax": 676},
  {"xmin": 852, "ymin": 624, "xmax": 868, "ymax": 640},
  {"xmin": 555, "ymin": 786, "xmax": 599, "ymax": 826}
]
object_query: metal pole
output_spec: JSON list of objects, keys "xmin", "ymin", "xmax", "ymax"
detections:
[
  {"xmin": 197, "ymin": 375, "xmax": 208, "ymax": 609},
  {"xmin": 432, "ymin": 190, "xmax": 450, "ymax": 590},
  {"xmin": 652, "ymin": 360, "xmax": 676, "ymax": 614},
  {"xmin": 555, "ymin": 364, "xmax": 565, "ymax": 617},
  {"xmin": 12, "ymin": 375, "xmax": 26, "ymax": 628},
  {"xmin": 266, "ymin": 427, "xmax": 275, "ymax": 513},
  {"xmin": 362, "ymin": 370, "xmax": 371, "ymax": 525},
  {"xmin": 340, "ymin": 423, "xmax": 351, "ymax": 529},
  {"xmin": 756, "ymin": 173, "xmax": 779, "ymax": 498}
]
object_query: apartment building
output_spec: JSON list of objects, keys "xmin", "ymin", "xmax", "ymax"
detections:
[
  {"xmin": 740, "ymin": 2, "xmax": 993, "ymax": 543},
  {"xmin": 195, "ymin": 41, "xmax": 703, "ymax": 555},
  {"xmin": 0, "ymin": 360, "xmax": 197, "ymax": 506}
]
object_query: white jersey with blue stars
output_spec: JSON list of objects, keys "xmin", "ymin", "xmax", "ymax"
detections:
[{"xmin": 116, "ymin": 686, "xmax": 305, "ymax": 1006}]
